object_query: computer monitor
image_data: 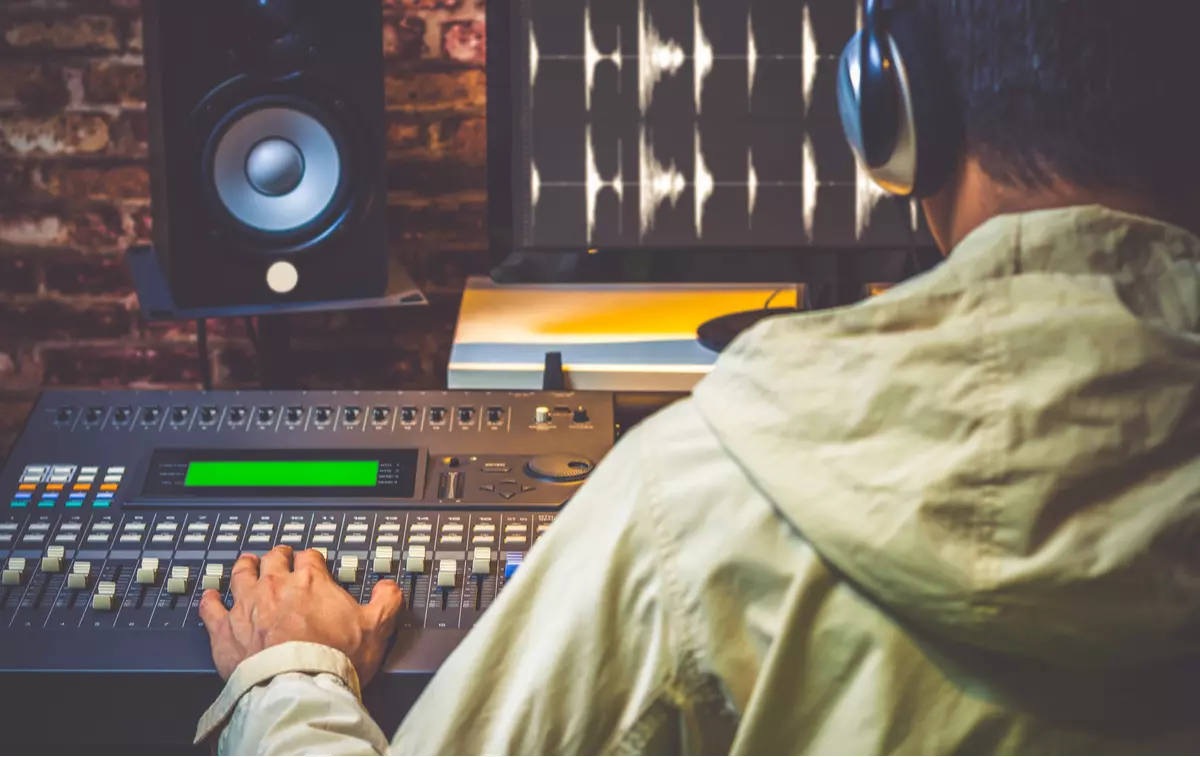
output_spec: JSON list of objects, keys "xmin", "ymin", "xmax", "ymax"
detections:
[{"xmin": 487, "ymin": 0, "xmax": 940, "ymax": 291}]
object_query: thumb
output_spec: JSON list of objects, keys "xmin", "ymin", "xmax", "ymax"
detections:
[
  {"xmin": 367, "ymin": 579, "xmax": 404, "ymax": 630},
  {"xmin": 198, "ymin": 589, "xmax": 228, "ymax": 632}
]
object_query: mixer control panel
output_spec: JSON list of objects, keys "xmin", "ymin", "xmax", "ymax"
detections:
[{"xmin": 0, "ymin": 389, "xmax": 615, "ymax": 676}]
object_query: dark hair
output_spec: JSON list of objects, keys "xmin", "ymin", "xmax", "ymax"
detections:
[{"xmin": 917, "ymin": 0, "xmax": 1199, "ymax": 195}]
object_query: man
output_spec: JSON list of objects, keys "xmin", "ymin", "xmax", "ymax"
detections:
[{"xmin": 196, "ymin": 1, "xmax": 1200, "ymax": 753}]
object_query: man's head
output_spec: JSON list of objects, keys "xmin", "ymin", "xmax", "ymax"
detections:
[{"xmin": 851, "ymin": 0, "xmax": 1200, "ymax": 253}]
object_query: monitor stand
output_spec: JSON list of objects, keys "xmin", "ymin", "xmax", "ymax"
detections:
[{"xmin": 696, "ymin": 308, "xmax": 800, "ymax": 353}]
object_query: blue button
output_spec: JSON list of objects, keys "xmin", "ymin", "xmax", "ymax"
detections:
[
  {"xmin": 503, "ymin": 553, "xmax": 524, "ymax": 581},
  {"xmin": 10, "ymin": 501, "xmax": 25, "ymax": 508},
  {"xmin": 68, "ymin": 492, "xmax": 85, "ymax": 499},
  {"xmin": 38, "ymin": 500, "xmax": 55, "ymax": 508},
  {"xmin": 96, "ymin": 492, "xmax": 113, "ymax": 500},
  {"xmin": 13, "ymin": 493, "xmax": 31, "ymax": 500}
]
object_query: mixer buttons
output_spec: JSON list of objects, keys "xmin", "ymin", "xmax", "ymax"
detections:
[
  {"xmin": 314, "ymin": 406, "xmax": 333, "ymax": 424},
  {"xmin": 155, "ymin": 522, "xmax": 179, "ymax": 532},
  {"xmin": 199, "ymin": 406, "xmax": 219, "ymax": 425},
  {"xmin": 336, "ymin": 556, "xmax": 359, "ymax": 584},
  {"xmin": 256, "ymin": 407, "xmax": 275, "ymax": 424},
  {"xmin": 282, "ymin": 523, "xmax": 306, "ymax": 532},
  {"xmin": 314, "ymin": 523, "xmax": 338, "ymax": 533},
  {"xmin": 201, "ymin": 563, "xmax": 226, "ymax": 592},
  {"xmin": 112, "ymin": 407, "xmax": 132, "ymax": 424},
  {"xmin": 285, "ymin": 406, "xmax": 304, "ymax": 424},
  {"xmin": 219, "ymin": 523, "xmax": 242, "ymax": 532},
  {"xmin": 473, "ymin": 535, "xmax": 495, "ymax": 546},
  {"xmin": 142, "ymin": 407, "xmax": 161, "ymax": 425},
  {"xmin": 371, "ymin": 407, "xmax": 391, "ymax": 424},
  {"xmin": 473, "ymin": 523, "xmax": 496, "ymax": 534},
  {"xmin": 408, "ymin": 534, "xmax": 431, "ymax": 545},
  {"xmin": 41, "ymin": 546, "xmax": 66, "ymax": 573},
  {"xmin": 536, "ymin": 524, "xmax": 551, "ymax": 536},
  {"xmin": 135, "ymin": 558, "xmax": 161, "ymax": 585},
  {"xmin": 92, "ymin": 581, "xmax": 117, "ymax": 611},
  {"xmin": 280, "ymin": 534, "xmax": 303, "ymax": 545},
  {"xmin": 442, "ymin": 523, "xmax": 464, "ymax": 534},
  {"xmin": 400, "ymin": 407, "xmax": 417, "ymax": 424},
  {"xmin": 67, "ymin": 561, "xmax": 93, "ymax": 590},
  {"xmin": 2, "ymin": 558, "xmax": 27, "ymax": 586},
  {"xmin": 373, "ymin": 546, "xmax": 395, "ymax": 574},
  {"xmin": 251, "ymin": 523, "xmax": 273, "ymax": 532},
  {"xmin": 346, "ymin": 523, "xmax": 369, "ymax": 533},
  {"xmin": 124, "ymin": 522, "xmax": 146, "ymax": 532},
  {"xmin": 312, "ymin": 534, "xmax": 335, "ymax": 545},
  {"xmin": 343, "ymin": 407, "xmax": 361, "ymax": 424},
  {"xmin": 166, "ymin": 566, "xmax": 191, "ymax": 595},
  {"xmin": 410, "ymin": 522, "xmax": 433, "ymax": 534},
  {"xmin": 344, "ymin": 535, "xmax": 367, "ymax": 545},
  {"xmin": 187, "ymin": 523, "xmax": 210, "ymax": 532},
  {"xmin": 377, "ymin": 523, "xmax": 402, "ymax": 533},
  {"xmin": 228, "ymin": 406, "xmax": 248, "ymax": 424},
  {"xmin": 170, "ymin": 407, "xmax": 191, "ymax": 424},
  {"xmin": 248, "ymin": 535, "xmax": 271, "ymax": 545},
  {"xmin": 405, "ymin": 545, "xmax": 427, "ymax": 574}
]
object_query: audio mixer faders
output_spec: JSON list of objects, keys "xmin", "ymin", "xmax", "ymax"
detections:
[{"xmin": 0, "ymin": 389, "xmax": 615, "ymax": 679}]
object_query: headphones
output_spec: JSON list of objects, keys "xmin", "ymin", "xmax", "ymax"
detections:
[{"xmin": 837, "ymin": 0, "xmax": 960, "ymax": 198}]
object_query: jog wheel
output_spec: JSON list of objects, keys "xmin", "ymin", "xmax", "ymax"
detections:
[{"xmin": 526, "ymin": 454, "xmax": 595, "ymax": 483}]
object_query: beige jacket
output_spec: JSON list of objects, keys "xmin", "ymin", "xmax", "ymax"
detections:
[{"xmin": 199, "ymin": 206, "xmax": 1200, "ymax": 755}]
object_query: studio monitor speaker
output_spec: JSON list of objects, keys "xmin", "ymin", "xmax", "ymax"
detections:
[{"xmin": 142, "ymin": 0, "xmax": 388, "ymax": 310}]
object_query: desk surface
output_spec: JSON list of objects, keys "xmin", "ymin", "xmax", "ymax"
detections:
[{"xmin": 449, "ymin": 278, "xmax": 799, "ymax": 392}]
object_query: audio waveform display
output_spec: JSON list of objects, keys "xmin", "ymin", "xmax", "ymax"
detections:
[{"xmin": 517, "ymin": 0, "xmax": 933, "ymax": 250}]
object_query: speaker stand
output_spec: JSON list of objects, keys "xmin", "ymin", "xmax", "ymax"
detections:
[
  {"xmin": 126, "ymin": 245, "xmax": 427, "ymax": 322},
  {"xmin": 126, "ymin": 245, "xmax": 428, "ymax": 390}
]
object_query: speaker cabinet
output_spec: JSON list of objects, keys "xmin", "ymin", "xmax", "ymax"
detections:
[{"xmin": 142, "ymin": 0, "xmax": 388, "ymax": 310}]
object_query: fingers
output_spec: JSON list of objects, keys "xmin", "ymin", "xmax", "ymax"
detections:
[
  {"xmin": 198, "ymin": 589, "xmax": 228, "ymax": 630},
  {"xmin": 367, "ymin": 579, "xmax": 404, "ymax": 628},
  {"xmin": 258, "ymin": 545, "xmax": 293, "ymax": 576},
  {"xmin": 229, "ymin": 553, "xmax": 260, "ymax": 599},
  {"xmin": 293, "ymin": 549, "xmax": 330, "ymax": 574}
]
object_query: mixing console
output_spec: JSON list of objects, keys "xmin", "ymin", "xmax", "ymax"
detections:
[{"xmin": 0, "ymin": 389, "xmax": 614, "ymax": 687}]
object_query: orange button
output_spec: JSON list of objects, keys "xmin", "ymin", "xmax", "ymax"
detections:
[
  {"xmin": 73, "ymin": 484, "xmax": 91, "ymax": 492},
  {"xmin": 100, "ymin": 484, "xmax": 119, "ymax": 492},
  {"xmin": 45, "ymin": 484, "xmax": 63, "ymax": 492},
  {"xmin": 18, "ymin": 484, "xmax": 36, "ymax": 492}
]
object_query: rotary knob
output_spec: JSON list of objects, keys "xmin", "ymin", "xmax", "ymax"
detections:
[{"xmin": 525, "ymin": 454, "xmax": 595, "ymax": 483}]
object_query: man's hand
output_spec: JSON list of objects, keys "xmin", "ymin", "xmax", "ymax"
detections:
[{"xmin": 199, "ymin": 546, "xmax": 404, "ymax": 684}]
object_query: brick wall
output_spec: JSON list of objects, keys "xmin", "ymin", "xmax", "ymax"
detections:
[{"xmin": 0, "ymin": 0, "xmax": 489, "ymax": 460}]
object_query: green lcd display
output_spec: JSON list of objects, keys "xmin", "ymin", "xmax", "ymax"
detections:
[{"xmin": 184, "ymin": 460, "xmax": 380, "ymax": 488}]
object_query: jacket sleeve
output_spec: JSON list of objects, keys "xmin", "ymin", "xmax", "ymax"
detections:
[{"xmin": 390, "ymin": 425, "xmax": 681, "ymax": 755}]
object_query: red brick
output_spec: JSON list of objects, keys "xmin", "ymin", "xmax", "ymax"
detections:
[
  {"xmin": 43, "ymin": 252, "xmax": 132, "ymax": 296},
  {"xmin": 385, "ymin": 69, "xmax": 484, "ymax": 113},
  {"xmin": 40, "ymin": 342, "xmax": 201, "ymax": 388},
  {"xmin": 0, "ymin": 213, "xmax": 69, "ymax": 248},
  {"xmin": 0, "ymin": 62, "xmax": 70, "ymax": 117},
  {"xmin": 0, "ymin": 113, "xmax": 110, "ymax": 156},
  {"xmin": 36, "ymin": 163, "xmax": 149, "ymax": 201},
  {"xmin": 383, "ymin": 15, "xmax": 427, "ymax": 61},
  {"xmin": 0, "ymin": 299, "xmax": 134, "ymax": 341},
  {"xmin": 436, "ymin": 117, "xmax": 485, "ymax": 166},
  {"xmin": 108, "ymin": 109, "xmax": 148, "ymax": 157},
  {"xmin": 0, "ymin": 254, "xmax": 39, "ymax": 296},
  {"xmin": 442, "ymin": 19, "xmax": 485, "ymax": 66},
  {"xmin": 67, "ymin": 204, "xmax": 124, "ymax": 249},
  {"xmin": 2, "ymin": 15, "xmax": 120, "ymax": 52},
  {"xmin": 84, "ymin": 60, "xmax": 144, "ymax": 105}
]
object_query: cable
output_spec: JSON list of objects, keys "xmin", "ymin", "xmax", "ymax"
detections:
[
  {"xmin": 196, "ymin": 319, "xmax": 213, "ymax": 392},
  {"xmin": 763, "ymin": 288, "xmax": 786, "ymax": 310}
]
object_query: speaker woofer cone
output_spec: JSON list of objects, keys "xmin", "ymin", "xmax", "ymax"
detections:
[{"xmin": 211, "ymin": 106, "xmax": 342, "ymax": 234}]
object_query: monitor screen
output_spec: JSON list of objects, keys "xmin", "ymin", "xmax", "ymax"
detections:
[{"xmin": 498, "ymin": 0, "xmax": 935, "ymax": 255}]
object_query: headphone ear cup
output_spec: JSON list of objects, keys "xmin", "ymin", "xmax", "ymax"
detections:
[
  {"xmin": 886, "ymin": 9, "xmax": 961, "ymax": 198},
  {"xmin": 837, "ymin": 32, "xmax": 869, "ymax": 165}
]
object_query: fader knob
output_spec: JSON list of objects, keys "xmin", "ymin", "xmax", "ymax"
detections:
[
  {"xmin": 471, "ymin": 547, "xmax": 492, "ymax": 576},
  {"xmin": 201, "ymin": 563, "xmax": 226, "ymax": 592},
  {"xmin": 171, "ymin": 407, "xmax": 190, "ymax": 423},
  {"xmin": 372, "ymin": 546, "xmax": 394, "ymax": 575},
  {"xmin": 41, "ymin": 546, "xmax": 65, "ymax": 574},
  {"xmin": 114, "ymin": 406, "xmax": 132, "ymax": 423},
  {"xmin": 401, "ymin": 407, "xmax": 417, "ymax": 423},
  {"xmin": 200, "ymin": 406, "xmax": 218, "ymax": 423},
  {"xmin": 56, "ymin": 407, "xmax": 74, "ymax": 423},
  {"xmin": 344, "ymin": 407, "xmax": 361, "ymax": 423},
  {"xmin": 315, "ymin": 407, "xmax": 332, "ymax": 423},
  {"xmin": 85, "ymin": 407, "xmax": 104, "ymax": 423},
  {"xmin": 67, "ymin": 561, "xmax": 92, "ymax": 590},
  {"xmin": 2, "ymin": 557, "xmax": 27, "ymax": 586},
  {"xmin": 572, "ymin": 406, "xmax": 590, "ymax": 423},
  {"xmin": 286, "ymin": 406, "xmax": 303, "ymax": 423},
  {"xmin": 437, "ymin": 559, "xmax": 457, "ymax": 589},
  {"xmin": 372, "ymin": 407, "xmax": 390, "ymax": 423},
  {"xmin": 405, "ymin": 545, "xmax": 427, "ymax": 574},
  {"xmin": 534, "ymin": 406, "xmax": 551, "ymax": 424},
  {"xmin": 167, "ymin": 566, "xmax": 191, "ymax": 595},
  {"xmin": 336, "ymin": 556, "xmax": 360, "ymax": 584},
  {"xmin": 143, "ymin": 407, "xmax": 161, "ymax": 423},
  {"xmin": 135, "ymin": 558, "xmax": 160, "ymax": 585},
  {"xmin": 230, "ymin": 407, "xmax": 247, "ymax": 422},
  {"xmin": 92, "ymin": 581, "xmax": 117, "ymax": 611},
  {"xmin": 258, "ymin": 407, "xmax": 275, "ymax": 423}
]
